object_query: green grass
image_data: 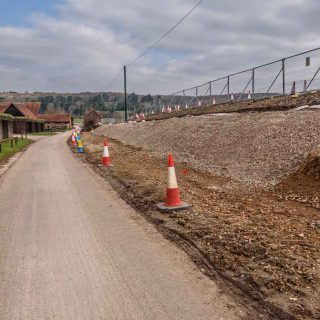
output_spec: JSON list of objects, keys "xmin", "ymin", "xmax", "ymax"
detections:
[
  {"xmin": 29, "ymin": 132, "xmax": 57, "ymax": 136},
  {"xmin": 74, "ymin": 118, "xmax": 83, "ymax": 125},
  {"xmin": 0, "ymin": 138, "xmax": 33, "ymax": 162}
]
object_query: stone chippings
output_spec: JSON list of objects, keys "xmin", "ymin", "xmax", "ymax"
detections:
[{"xmin": 96, "ymin": 110, "xmax": 320, "ymax": 188}]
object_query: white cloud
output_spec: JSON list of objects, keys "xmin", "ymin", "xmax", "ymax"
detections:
[{"xmin": 0, "ymin": 0, "xmax": 319, "ymax": 94}]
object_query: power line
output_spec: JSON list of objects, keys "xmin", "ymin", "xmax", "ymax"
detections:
[
  {"xmin": 105, "ymin": 69, "xmax": 123, "ymax": 91},
  {"xmin": 105, "ymin": 0, "xmax": 203, "ymax": 90},
  {"xmin": 127, "ymin": 0, "xmax": 203, "ymax": 67}
]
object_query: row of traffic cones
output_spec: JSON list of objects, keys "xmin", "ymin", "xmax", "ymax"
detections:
[
  {"xmin": 100, "ymin": 138, "xmax": 189, "ymax": 212},
  {"xmin": 71, "ymin": 129, "xmax": 189, "ymax": 212},
  {"xmin": 71, "ymin": 130, "xmax": 84, "ymax": 153}
]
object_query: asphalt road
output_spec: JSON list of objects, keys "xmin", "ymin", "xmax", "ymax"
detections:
[{"xmin": 0, "ymin": 133, "xmax": 249, "ymax": 319}]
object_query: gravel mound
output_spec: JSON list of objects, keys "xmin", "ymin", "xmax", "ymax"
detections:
[{"xmin": 95, "ymin": 110, "xmax": 320, "ymax": 187}]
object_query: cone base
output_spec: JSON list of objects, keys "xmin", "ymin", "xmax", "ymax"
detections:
[
  {"xmin": 157, "ymin": 202, "xmax": 190, "ymax": 213},
  {"xmin": 103, "ymin": 164, "xmax": 113, "ymax": 168},
  {"xmin": 102, "ymin": 158, "xmax": 113, "ymax": 167}
]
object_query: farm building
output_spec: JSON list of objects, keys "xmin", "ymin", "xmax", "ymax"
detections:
[
  {"xmin": 0, "ymin": 113, "xmax": 14, "ymax": 140},
  {"xmin": 0, "ymin": 102, "xmax": 44, "ymax": 133},
  {"xmin": 83, "ymin": 109, "xmax": 102, "ymax": 129},
  {"xmin": 38, "ymin": 114, "xmax": 73, "ymax": 130}
]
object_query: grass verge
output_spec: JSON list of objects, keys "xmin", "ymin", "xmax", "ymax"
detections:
[
  {"xmin": 29, "ymin": 132, "xmax": 57, "ymax": 136},
  {"xmin": 0, "ymin": 138, "xmax": 33, "ymax": 162}
]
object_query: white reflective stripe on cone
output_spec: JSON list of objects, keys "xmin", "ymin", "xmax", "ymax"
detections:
[
  {"xmin": 167, "ymin": 167, "xmax": 178, "ymax": 189},
  {"xmin": 103, "ymin": 147, "xmax": 110, "ymax": 157}
]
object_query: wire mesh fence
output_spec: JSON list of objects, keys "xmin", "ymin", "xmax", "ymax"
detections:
[{"xmin": 139, "ymin": 47, "xmax": 320, "ymax": 117}]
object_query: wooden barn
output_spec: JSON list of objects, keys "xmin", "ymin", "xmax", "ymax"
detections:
[
  {"xmin": 0, "ymin": 113, "xmax": 14, "ymax": 140},
  {"xmin": 0, "ymin": 102, "xmax": 44, "ymax": 134},
  {"xmin": 83, "ymin": 109, "xmax": 102, "ymax": 130},
  {"xmin": 38, "ymin": 114, "xmax": 73, "ymax": 130}
]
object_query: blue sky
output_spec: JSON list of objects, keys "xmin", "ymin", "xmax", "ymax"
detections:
[{"xmin": 0, "ymin": 0, "xmax": 62, "ymax": 26}]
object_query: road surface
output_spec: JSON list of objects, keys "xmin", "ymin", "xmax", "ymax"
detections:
[{"xmin": 0, "ymin": 133, "xmax": 249, "ymax": 319}]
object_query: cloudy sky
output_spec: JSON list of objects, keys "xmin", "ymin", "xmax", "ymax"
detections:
[{"xmin": 0, "ymin": 0, "xmax": 319, "ymax": 94}]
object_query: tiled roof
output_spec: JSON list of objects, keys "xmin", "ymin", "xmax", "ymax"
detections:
[
  {"xmin": 0, "ymin": 102, "xmax": 38, "ymax": 120},
  {"xmin": 38, "ymin": 114, "xmax": 72, "ymax": 123},
  {"xmin": 15, "ymin": 104, "xmax": 39, "ymax": 120},
  {"xmin": 0, "ymin": 102, "xmax": 12, "ymax": 112},
  {"xmin": 20, "ymin": 102, "xmax": 41, "ymax": 115},
  {"xmin": 0, "ymin": 101, "xmax": 41, "ymax": 116}
]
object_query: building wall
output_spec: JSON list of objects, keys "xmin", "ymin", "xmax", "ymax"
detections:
[
  {"xmin": 0, "ymin": 120, "xmax": 13, "ymax": 140},
  {"xmin": 8, "ymin": 121, "xmax": 13, "ymax": 137},
  {"xmin": 13, "ymin": 121, "xmax": 27, "ymax": 134},
  {"xmin": 44, "ymin": 122, "xmax": 71, "ymax": 130},
  {"xmin": 84, "ymin": 111, "xmax": 100, "ymax": 129}
]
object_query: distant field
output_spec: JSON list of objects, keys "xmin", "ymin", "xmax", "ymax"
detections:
[
  {"xmin": 74, "ymin": 118, "xmax": 83, "ymax": 125},
  {"xmin": 0, "ymin": 138, "xmax": 33, "ymax": 162}
]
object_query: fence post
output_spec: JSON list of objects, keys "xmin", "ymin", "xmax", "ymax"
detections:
[
  {"xmin": 227, "ymin": 76, "xmax": 230, "ymax": 101},
  {"xmin": 11, "ymin": 139, "xmax": 13, "ymax": 148},
  {"xmin": 282, "ymin": 58, "xmax": 286, "ymax": 95},
  {"xmin": 252, "ymin": 68, "xmax": 255, "ymax": 100}
]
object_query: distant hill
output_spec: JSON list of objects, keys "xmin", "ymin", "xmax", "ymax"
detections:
[{"xmin": 0, "ymin": 91, "xmax": 278, "ymax": 117}]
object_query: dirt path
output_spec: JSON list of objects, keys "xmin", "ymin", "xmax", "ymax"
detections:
[{"xmin": 0, "ymin": 132, "xmax": 256, "ymax": 319}]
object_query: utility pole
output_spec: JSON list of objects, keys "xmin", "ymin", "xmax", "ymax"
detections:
[{"xmin": 124, "ymin": 65, "xmax": 128, "ymax": 122}]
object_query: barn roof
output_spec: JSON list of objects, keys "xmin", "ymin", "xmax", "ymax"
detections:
[
  {"xmin": 21, "ymin": 102, "xmax": 41, "ymax": 115},
  {"xmin": 0, "ymin": 102, "xmax": 12, "ymax": 112},
  {"xmin": 0, "ymin": 101, "xmax": 41, "ymax": 115},
  {"xmin": 38, "ymin": 114, "xmax": 72, "ymax": 123},
  {"xmin": 0, "ymin": 102, "xmax": 39, "ymax": 120},
  {"xmin": 83, "ymin": 109, "xmax": 102, "ymax": 118}
]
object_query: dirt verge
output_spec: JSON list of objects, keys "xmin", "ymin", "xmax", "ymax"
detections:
[{"xmin": 70, "ymin": 133, "xmax": 320, "ymax": 320}]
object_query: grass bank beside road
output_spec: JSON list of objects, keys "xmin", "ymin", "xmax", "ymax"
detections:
[{"xmin": 0, "ymin": 138, "xmax": 33, "ymax": 162}]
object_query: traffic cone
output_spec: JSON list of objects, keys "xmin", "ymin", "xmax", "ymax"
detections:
[
  {"xmin": 102, "ymin": 139, "xmax": 113, "ymax": 167},
  {"xmin": 71, "ymin": 133, "xmax": 77, "ymax": 146},
  {"xmin": 248, "ymin": 91, "xmax": 252, "ymax": 99},
  {"xmin": 230, "ymin": 93, "xmax": 234, "ymax": 101},
  {"xmin": 212, "ymin": 98, "xmax": 216, "ymax": 105},
  {"xmin": 157, "ymin": 154, "xmax": 190, "ymax": 212},
  {"xmin": 77, "ymin": 140, "xmax": 84, "ymax": 153}
]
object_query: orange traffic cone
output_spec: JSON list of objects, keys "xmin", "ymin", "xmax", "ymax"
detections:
[
  {"xmin": 102, "ymin": 139, "xmax": 113, "ymax": 167},
  {"xmin": 157, "ymin": 154, "xmax": 190, "ymax": 212},
  {"xmin": 71, "ymin": 133, "xmax": 77, "ymax": 146}
]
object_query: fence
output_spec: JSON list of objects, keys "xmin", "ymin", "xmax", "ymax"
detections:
[{"xmin": 135, "ymin": 47, "xmax": 320, "ymax": 116}]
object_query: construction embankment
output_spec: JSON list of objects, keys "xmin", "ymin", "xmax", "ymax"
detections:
[{"xmin": 78, "ymin": 109, "xmax": 320, "ymax": 320}]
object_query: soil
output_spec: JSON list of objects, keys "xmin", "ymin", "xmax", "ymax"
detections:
[{"xmin": 72, "ymin": 133, "xmax": 320, "ymax": 320}]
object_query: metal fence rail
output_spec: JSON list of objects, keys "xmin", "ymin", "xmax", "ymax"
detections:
[{"xmin": 138, "ymin": 47, "xmax": 320, "ymax": 116}]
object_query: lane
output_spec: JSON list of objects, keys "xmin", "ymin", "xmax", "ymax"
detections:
[{"xmin": 0, "ymin": 132, "xmax": 248, "ymax": 319}]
